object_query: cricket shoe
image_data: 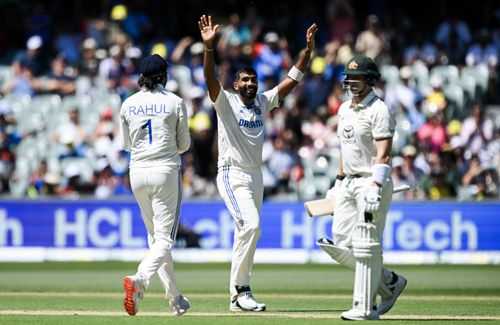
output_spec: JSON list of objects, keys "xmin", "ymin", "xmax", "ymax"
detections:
[
  {"xmin": 341, "ymin": 308, "xmax": 379, "ymax": 321},
  {"xmin": 377, "ymin": 272, "xmax": 407, "ymax": 315},
  {"xmin": 123, "ymin": 275, "xmax": 144, "ymax": 316},
  {"xmin": 230, "ymin": 286, "xmax": 266, "ymax": 312},
  {"xmin": 169, "ymin": 294, "xmax": 190, "ymax": 316}
]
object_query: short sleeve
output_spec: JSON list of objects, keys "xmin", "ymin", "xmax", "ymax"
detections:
[
  {"xmin": 213, "ymin": 87, "xmax": 230, "ymax": 114},
  {"xmin": 372, "ymin": 104, "xmax": 396, "ymax": 140},
  {"xmin": 262, "ymin": 87, "xmax": 280, "ymax": 112}
]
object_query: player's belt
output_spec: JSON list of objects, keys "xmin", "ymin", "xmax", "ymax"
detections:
[{"xmin": 346, "ymin": 172, "xmax": 371, "ymax": 179}]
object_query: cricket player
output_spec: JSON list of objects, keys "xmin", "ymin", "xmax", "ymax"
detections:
[
  {"xmin": 198, "ymin": 14, "xmax": 317, "ymax": 312},
  {"xmin": 120, "ymin": 54, "xmax": 191, "ymax": 317},
  {"xmin": 318, "ymin": 55, "xmax": 407, "ymax": 320}
]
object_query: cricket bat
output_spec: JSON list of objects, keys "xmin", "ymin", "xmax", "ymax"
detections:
[{"xmin": 304, "ymin": 184, "xmax": 410, "ymax": 217}]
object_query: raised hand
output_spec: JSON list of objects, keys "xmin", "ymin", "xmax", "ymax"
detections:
[
  {"xmin": 198, "ymin": 15, "xmax": 219, "ymax": 46},
  {"xmin": 306, "ymin": 23, "xmax": 318, "ymax": 51}
]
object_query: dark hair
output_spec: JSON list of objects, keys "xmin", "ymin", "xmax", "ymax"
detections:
[
  {"xmin": 138, "ymin": 72, "xmax": 167, "ymax": 90},
  {"xmin": 234, "ymin": 66, "xmax": 257, "ymax": 82}
]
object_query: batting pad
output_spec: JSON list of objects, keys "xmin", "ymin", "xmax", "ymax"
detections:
[
  {"xmin": 317, "ymin": 237, "xmax": 393, "ymax": 299},
  {"xmin": 316, "ymin": 238, "xmax": 356, "ymax": 268},
  {"xmin": 351, "ymin": 222, "xmax": 382, "ymax": 316}
]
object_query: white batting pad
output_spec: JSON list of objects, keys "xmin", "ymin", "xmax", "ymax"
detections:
[
  {"xmin": 351, "ymin": 222, "xmax": 382, "ymax": 316},
  {"xmin": 316, "ymin": 238, "xmax": 355, "ymax": 268}
]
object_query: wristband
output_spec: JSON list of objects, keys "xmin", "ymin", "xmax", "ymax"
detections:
[
  {"xmin": 336, "ymin": 175, "xmax": 345, "ymax": 181},
  {"xmin": 287, "ymin": 66, "xmax": 304, "ymax": 82},
  {"xmin": 371, "ymin": 163, "xmax": 391, "ymax": 185}
]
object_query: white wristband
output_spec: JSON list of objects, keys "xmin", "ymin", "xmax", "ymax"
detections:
[
  {"xmin": 371, "ymin": 163, "xmax": 391, "ymax": 185},
  {"xmin": 287, "ymin": 66, "xmax": 304, "ymax": 82}
]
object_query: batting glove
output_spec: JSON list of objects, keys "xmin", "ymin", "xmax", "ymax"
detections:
[{"xmin": 364, "ymin": 185, "xmax": 381, "ymax": 213}]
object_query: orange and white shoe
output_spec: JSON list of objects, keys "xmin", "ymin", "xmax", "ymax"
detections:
[{"xmin": 123, "ymin": 275, "xmax": 144, "ymax": 316}]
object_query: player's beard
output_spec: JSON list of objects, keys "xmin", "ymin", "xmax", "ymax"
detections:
[
  {"xmin": 344, "ymin": 80, "xmax": 368, "ymax": 97},
  {"xmin": 239, "ymin": 85, "xmax": 257, "ymax": 100}
]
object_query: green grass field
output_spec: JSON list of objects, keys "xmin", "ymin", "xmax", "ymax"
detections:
[{"xmin": 1, "ymin": 262, "xmax": 499, "ymax": 324}]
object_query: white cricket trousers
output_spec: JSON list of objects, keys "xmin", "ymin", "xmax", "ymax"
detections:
[
  {"xmin": 217, "ymin": 165, "xmax": 263, "ymax": 298},
  {"xmin": 130, "ymin": 166, "xmax": 182, "ymax": 299},
  {"xmin": 333, "ymin": 175, "xmax": 394, "ymax": 247}
]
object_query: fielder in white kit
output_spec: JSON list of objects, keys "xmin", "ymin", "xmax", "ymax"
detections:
[
  {"xmin": 317, "ymin": 55, "xmax": 407, "ymax": 320},
  {"xmin": 198, "ymin": 14, "xmax": 317, "ymax": 311},
  {"xmin": 120, "ymin": 54, "xmax": 191, "ymax": 316}
]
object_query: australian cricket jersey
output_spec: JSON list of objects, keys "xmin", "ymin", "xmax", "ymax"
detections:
[{"xmin": 337, "ymin": 90, "xmax": 395, "ymax": 175}]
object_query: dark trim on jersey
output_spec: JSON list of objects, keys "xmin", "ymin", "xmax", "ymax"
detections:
[
  {"xmin": 222, "ymin": 166, "xmax": 243, "ymax": 226},
  {"xmin": 374, "ymin": 136, "xmax": 393, "ymax": 141},
  {"xmin": 367, "ymin": 95, "xmax": 379, "ymax": 107},
  {"xmin": 171, "ymin": 169, "xmax": 182, "ymax": 240}
]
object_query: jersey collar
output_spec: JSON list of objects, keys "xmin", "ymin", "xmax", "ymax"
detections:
[
  {"xmin": 235, "ymin": 93, "xmax": 260, "ymax": 110},
  {"xmin": 350, "ymin": 90, "xmax": 378, "ymax": 110}
]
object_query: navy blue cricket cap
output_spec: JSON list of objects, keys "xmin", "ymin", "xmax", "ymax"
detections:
[{"xmin": 140, "ymin": 54, "xmax": 168, "ymax": 77}]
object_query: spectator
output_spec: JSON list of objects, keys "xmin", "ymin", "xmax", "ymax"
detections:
[
  {"xmin": 217, "ymin": 13, "xmax": 252, "ymax": 52},
  {"xmin": 417, "ymin": 110, "xmax": 447, "ymax": 154},
  {"xmin": 354, "ymin": 14, "xmax": 391, "ymax": 66},
  {"xmin": 299, "ymin": 56, "xmax": 335, "ymax": 114},
  {"xmin": 1, "ymin": 60, "xmax": 36, "ymax": 97},
  {"xmin": 51, "ymin": 107, "xmax": 88, "ymax": 159},
  {"xmin": 402, "ymin": 30, "xmax": 438, "ymax": 66},
  {"xmin": 98, "ymin": 45, "xmax": 127, "ymax": 90},
  {"xmin": 435, "ymin": 12, "xmax": 471, "ymax": 65},
  {"xmin": 252, "ymin": 31, "xmax": 292, "ymax": 91},
  {"xmin": 460, "ymin": 103, "xmax": 494, "ymax": 159},
  {"xmin": 12, "ymin": 35, "xmax": 46, "ymax": 77},
  {"xmin": 28, "ymin": 159, "xmax": 48, "ymax": 196},
  {"xmin": 400, "ymin": 145, "xmax": 426, "ymax": 199},
  {"xmin": 53, "ymin": 23, "xmax": 83, "ymax": 67},
  {"xmin": 384, "ymin": 65, "xmax": 425, "ymax": 132},
  {"xmin": 391, "ymin": 156, "xmax": 410, "ymax": 200},
  {"xmin": 43, "ymin": 56, "xmax": 76, "ymax": 96},
  {"xmin": 326, "ymin": 0, "xmax": 357, "ymax": 43},
  {"xmin": 461, "ymin": 153, "xmax": 498, "ymax": 200},
  {"xmin": 266, "ymin": 132, "xmax": 300, "ymax": 194},
  {"xmin": 78, "ymin": 38, "xmax": 100, "ymax": 81}
]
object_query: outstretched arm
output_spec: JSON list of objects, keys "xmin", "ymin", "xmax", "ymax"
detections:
[
  {"xmin": 198, "ymin": 15, "xmax": 221, "ymax": 102},
  {"xmin": 276, "ymin": 23, "xmax": 318, "ymax": 100}
]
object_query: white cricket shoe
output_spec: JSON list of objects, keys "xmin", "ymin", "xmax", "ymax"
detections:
[
  {"xmin": 377, "ymin": 273, "xmax": 407, "ymax": 315},
  {"xmin": 123, "ymin": 275, "xmax": 144, "ymax": 316},
  {"xmin": 169, "ymin": 294, "xmax": 190, "ymax": 316},
  {"xmin": 341, "ymin": 308, "xmax": 379, "ymax": 321},
  {"xmin": 229, "ymin": 290, "xmax": 266, "ymax": 312}
]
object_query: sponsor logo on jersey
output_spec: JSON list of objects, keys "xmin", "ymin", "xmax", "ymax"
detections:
[
  {"xmin": 239, "ymin": 119, "xmax": 263, "ymax": 129},
  {"xmin": 343, "ymin": 125, "xmax": 354, "ymax": 138},
  {"xmin": 128, "ymin": 104, "xmax": 171, "ymax": 115},
  {"xmin": 342, "ymin": 125, "xmax": 356, "ymax": 144}
]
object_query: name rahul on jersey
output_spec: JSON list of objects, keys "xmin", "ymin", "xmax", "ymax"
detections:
[{"xmin": 128, "ymin": 104, "xmax": 172, "ymax": 115}]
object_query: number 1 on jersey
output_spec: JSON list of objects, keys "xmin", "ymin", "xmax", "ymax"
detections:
[{"xmin": 141, "ymin": 119, "xmax": 152, "ymax": 144}]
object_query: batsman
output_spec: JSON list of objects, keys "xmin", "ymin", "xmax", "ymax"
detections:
[{"xmin": 317, "ymin": 55, "xmax": 407, "ymax": 320}]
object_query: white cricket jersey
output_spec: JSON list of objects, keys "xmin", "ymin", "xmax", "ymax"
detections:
[
  {"xmin": 213, "ymin": 86, "xmax": 279, "ymax": 169},
  {"xmin": 337, "ymin": 90, "xmax": 395, "ymax": 175},
  {"xmin": 120, "ymin": 85, "xmax": 190, "ymax": 170}
]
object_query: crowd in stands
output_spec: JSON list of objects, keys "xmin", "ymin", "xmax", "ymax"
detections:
[{"xmin": 0, "ymin": 0, "xmax": 498, "ymax": 201}]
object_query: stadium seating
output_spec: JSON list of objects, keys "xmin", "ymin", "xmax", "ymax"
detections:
[
  {"xmin": 430, "ymin": 65, "xmax": 459, "ymax": 88},
  {"xmin": 461, "ymin": 65, "xmax": 489, "ymax": 99},
  {"xmin": 380, "ymin": 65, "xmax": 400, "ymax": 88}
]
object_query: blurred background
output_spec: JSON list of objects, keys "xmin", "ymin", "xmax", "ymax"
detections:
[{"xmin": 0, "ymin": 0, "xmax": 498, "ymax": 264}]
